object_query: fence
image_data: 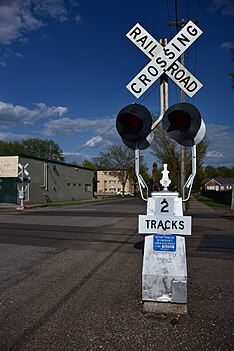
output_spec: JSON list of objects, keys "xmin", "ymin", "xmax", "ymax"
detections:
[{"xmin": 200, "ymin": 189, "xmax": 232, "ymax": 206}]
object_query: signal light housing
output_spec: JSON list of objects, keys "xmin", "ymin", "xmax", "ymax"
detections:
[
  {"xmin": 116, "ymin": 103, "xmax": 152, "ymax": 150},
  {"xmin": 162, "ymin": 102, "xmax": 206, "ymax": 147}
]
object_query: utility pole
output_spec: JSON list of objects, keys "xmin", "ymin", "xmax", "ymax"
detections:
[
  {"xmin": 160, "ymin": 38, "xmax": 168, "ymax": 115},
  {"xmin": 168, "ymin": 19, "xmax": 198, "ymax": 198}
]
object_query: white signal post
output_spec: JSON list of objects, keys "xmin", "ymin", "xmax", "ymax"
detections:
[
  {"xmin": 124, "ymin": 22, "xmax": 204, "ymax": 314},
  {"xmin": 17, "ymin": 163, "xmax": 30, "ymax": 210},
  {"xmin": 141, "ymin": 164, "xmax": 189, "ymax": 314}
]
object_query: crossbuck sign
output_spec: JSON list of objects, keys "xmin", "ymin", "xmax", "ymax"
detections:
[{"xmin": 126, "ymin": 21, "xmax": 203, "ymax": 98}]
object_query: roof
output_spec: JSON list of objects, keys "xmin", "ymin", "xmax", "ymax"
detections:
[
  {"xmin": 202, "ymin": 178, "xmax": 234, "ymax": 186},
  {"xmin": 0, "ymin": 154, "xmax": 93, "ymax": 172}
]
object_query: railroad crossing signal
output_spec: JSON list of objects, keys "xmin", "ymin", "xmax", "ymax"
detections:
[
  {"xmin": 116, "ymin": 103, "xmax": 152, "ymax": 150},
  {"xmin": 116, "ymin": 102, "xmax": 205, "ymax": 150},
  {"xmin": 126, "ymin": 21, "xmax": 203, "ymax": 98},
  {"xmin": 162, "ymin": 102, "xmax": 206, "ymax": 146},
  {"xmin": 18, "ymin": 163, "xmax": 30, "ymax": 182}
]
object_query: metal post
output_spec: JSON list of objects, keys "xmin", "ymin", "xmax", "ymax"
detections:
[
  {"xmin": 135, "ymin": 147, "xmax": 148, "ymax": 201},
  {"xmin": 180, "ymin": 50, "xmax": 185, "ymax": 200},
  {"xmin": 168, "ymin": 18, "xmax": 198, "ymax": 199}
]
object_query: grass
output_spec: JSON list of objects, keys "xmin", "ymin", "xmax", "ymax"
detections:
[
  {"xmin": 192, "ymin": 192, "xmax": 230, "ymax": 209},
  {"xmin": 36, "ymin": 196, "xmax": 131, "ymax": 207}
]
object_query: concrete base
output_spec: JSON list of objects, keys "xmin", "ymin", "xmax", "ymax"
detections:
[
  {"xmin": 141, "ymin": 191, "xmax": 188, "ymax": 315},
  {"xmin": 143, "ymin": 301, "xmax": 188, "ymax": 315},
  {"xmin": 142, "ymin": 235, "xmax": 187, "ymax": 303}
]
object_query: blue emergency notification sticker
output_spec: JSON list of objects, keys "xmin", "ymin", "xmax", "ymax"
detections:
[{"xmin": 153, "ymin": 234, "xmax": 176, "ymax": 252}]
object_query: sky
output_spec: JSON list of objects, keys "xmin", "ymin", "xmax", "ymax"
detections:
[{"xmin": 0, "ymin": 0, "xmax": 233, "ymax": 172}]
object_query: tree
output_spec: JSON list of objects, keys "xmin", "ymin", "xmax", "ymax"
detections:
[
  {"xmin": 0, "ymin": 138, "xmax": 64, "ymax": 161},
  {"xmin": 150, "ymin": 125, "xmax": 181, "ymax": 189},
  {"xmin": 216, "ymin": 166, "xmax": 234, "ymax": 178},
  {"xmin": 82, "ymin": 159, "xmax": 97, "ymax": 170},
  {"xmin": 204, "ymin": 165, "xmax": 234, "ymax": 178},
  {"xmin": 192, "ymin": 136, "xmax": 209, "ymax": 190},
  {"xmin": 0, "ymin": 140, "xmax": 22, "ymax": 155},
  {"xmin": 148, "ymin": 161, "xmax": 162, "ymax": 193},
  {"xmin": 203, "ymin": 165, "xmax": 218, "ymax": 178},
  {"xmin": 150, "ymin": 124, "xmax": 209, "ymax": 191},
  {"xmin": 95, "ymin": 145, "xmax": 149, "ymax": 196}
]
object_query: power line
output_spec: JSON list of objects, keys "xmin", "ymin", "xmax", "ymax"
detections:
[
  {"xmin": 64, "ymin": 82, "xmax": 161, "ymax": 159},
  {"xmin": 139, "ymin": 82, "xmax": 160, "ymax": 103},
  {"xmin": 66, "ymin": 0, "xmax": 214, "ymax": 160},
  {"xmin": 64, "ymin": 124, "xmax": 115, "ymax": 160},
  {"xmin": 185, "ymin": 53, "xmax": 231, "ymax": 74}
]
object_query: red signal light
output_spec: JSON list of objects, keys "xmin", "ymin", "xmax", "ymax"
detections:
[
  {"xmin": 162, "ymin": 102, "xmax": 206, "ymax": 147},
  {"xmin": 168, "ymin": 110, "xmax": 191, "ymax": 132},
  {"xmin": 126, "ymin": 115, "xmax": 143, "ymax": 133},
  {"xmin": 118, "ymin": 112, "xmax": 143, "ymax": 133},
  {"xmin": 116, "ymin": 103, "xmax": 152, "ymax": 149}
]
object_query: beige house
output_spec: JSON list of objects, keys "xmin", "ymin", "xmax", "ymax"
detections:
[
  {"xmin": 97, "ymin": 170, "xmax": 133, "ymax": 195},
  {"xmin": 202, "ymin": 178, "xmax": 234, "ymax": 192}
]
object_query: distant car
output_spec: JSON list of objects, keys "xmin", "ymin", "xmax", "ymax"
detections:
[{"xmin": 116, "ymin": 191, "xmax": 134, "ymax": 197}]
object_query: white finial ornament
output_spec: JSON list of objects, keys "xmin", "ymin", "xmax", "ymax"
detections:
[{"xmin": 160, "ymin": 164, "xmax": 171, "ymax": 190}]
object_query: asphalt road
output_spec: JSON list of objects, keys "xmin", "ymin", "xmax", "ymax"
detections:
[{"xmin": 0, "ymin": 197, "xmax": 233, "ymax": 351}]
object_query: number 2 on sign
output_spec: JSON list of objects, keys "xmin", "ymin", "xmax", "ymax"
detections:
[
  {"xmin": 155, "ymin": 197, "xmax": 174, "ymax": 215},
  {"xmin": 160, "ymin": 199, "xmax": 169, "ymax": 213}
]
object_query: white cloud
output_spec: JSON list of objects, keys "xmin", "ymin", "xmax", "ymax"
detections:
[
  {"xmin": 208, "ymin": 0, "xmax": 234, "ymax": 16},
  {"xmin": 0, "ymin": 1, "xmax": 42, "ymax": 44},
  {"xmin": 35, "ymin": 103, "xmax": 68, "ymax": 117},
  {"xmin": 206, "ymin": 124, "xmax": 234, "ymax": 148},
  {"xmin": 0, "ymin": 0, "xmax": 82, "ymax": 45},
  {"xmin": 63, "ymin": 151, "xmax": 98, "ymax": 164},
  {"xmin": 0, "ymin": 47, "xmax": 25, "ymax": 67},
  {"xmin": 0, "ymin": 132, "xmax": 30, "ymax": 141},
  {"xmin": 221, "ymin": 41, "xmax": 234, "ymax": 49},
  {"xmin": 43, "ymin": 117, "xmax": 115, "ymax": 136},
  {"xmin": 206, "ymin": 150, "xmax": 223, "ymax": 158},
  {"xmin": 75, "ymin": 14, "xmax": 83, "ymax": 24},
  {"xmin": 32, "ymin": 0, "xmax": 68, "ymax": 22},
  {"xmin": 83, "ymin": 136, "xmax": 104, "ymax": 148},
  {"xmin": 205, "ymin": 123, "xmax": 234, "ymax": 166},
  {"xmin": 0, "ymin": 101, "xmax": 68, "ymax": 127},
  {"xmin": 83, "ymin": 135, "xmax": 114, "ymax": 149}
]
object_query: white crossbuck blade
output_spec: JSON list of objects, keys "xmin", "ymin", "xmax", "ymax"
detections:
[{"xmin": 126, "ymin": 21, "xmax": 203, "ymax": 98}]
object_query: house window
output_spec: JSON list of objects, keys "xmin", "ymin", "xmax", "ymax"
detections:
[
  {"xmin": 207, "ymin": 185, "xmax": 216, "ymax": 190},
  {"xmin": 85, "ymin": 184, "xmax": 92, "ymax": 192}
]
